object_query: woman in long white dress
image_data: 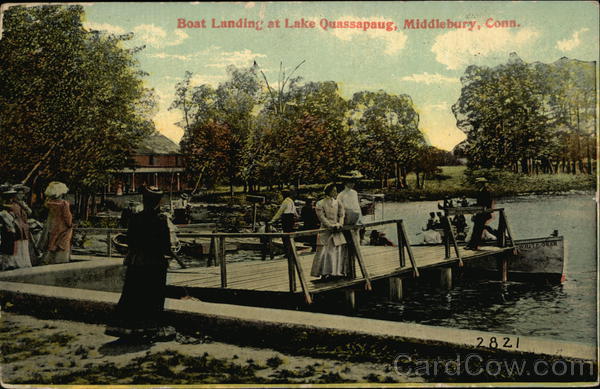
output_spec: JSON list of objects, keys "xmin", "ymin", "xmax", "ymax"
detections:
[{"xmin": 310, "ymin": 183, "xmax": 347, "ymax": 279}]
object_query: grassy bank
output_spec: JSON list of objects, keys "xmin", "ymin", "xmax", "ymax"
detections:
[
  {"xmin": 384, "ymin": 166, "xmax": 596, "ymax": 201},
  {"xmin": 199, "ymin": 166, "xmax": 596, "ymax": 204}
]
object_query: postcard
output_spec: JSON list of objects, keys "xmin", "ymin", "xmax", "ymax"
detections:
[{"xmin": 0, "ymin": 1, "xmax": 598, "ymax": 387}]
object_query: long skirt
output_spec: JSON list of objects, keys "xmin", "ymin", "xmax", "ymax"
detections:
[
  {"xmin": 1, "ymin": 240, "xmax": 32, "ymax": 270},
  {"xmin": 310, "ymin": 234, "xmax": 347, "ymax": 277},
  {"xmin": 106, "ymin": 265, "xmax": 167, "ymax": 337},
  {"xmin": 42, "ymin": 249, "xmax": 70, "ymax": 264}
]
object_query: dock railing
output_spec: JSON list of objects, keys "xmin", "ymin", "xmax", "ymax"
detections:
[{"xmin": 73, "ymin": 209, "xmax": 516, "ymax": 304}]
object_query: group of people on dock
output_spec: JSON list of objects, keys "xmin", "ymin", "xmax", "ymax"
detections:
[
  {"xmin": 0, "ymin": 181, "xmax": 73, "ymax": 271},
  {"xmin": 269, "ymin": 171, "xmax": 366, "ymax": 281}
]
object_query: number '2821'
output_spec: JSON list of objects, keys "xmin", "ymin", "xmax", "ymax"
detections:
[{"xmin": 476, "ymin": 336, "xmax": 520, "ymax": 349}]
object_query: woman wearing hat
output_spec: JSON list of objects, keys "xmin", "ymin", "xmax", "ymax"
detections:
[
  {"xmin": 39, "ymin": 182, "xmax": 73, "ymax": 264},
  {"xmin": 106, "ymin": 186, "xmax": 175, "ymax": 342},
  {"xmin": 337, "ymin": 171, "xmax": 364, "ymax": 226},
  {"xmin": 0, "ymin": 185, "xmax": 32, "ymax": 270},
  {"xmin": 310, "ymin": 183, "xmax": 347, "ymax": 280}
]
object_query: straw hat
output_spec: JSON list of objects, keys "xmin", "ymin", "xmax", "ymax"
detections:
[
  {"xmin": 45, "ymin": 181, "xmax": 69, "ymax": 198},
  {"xmin": 475, "ymin": 177, "xmax": 488, "ymax": 183}
]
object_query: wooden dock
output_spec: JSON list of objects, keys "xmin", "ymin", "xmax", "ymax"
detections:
[
  {"xmin": 74, "ymin": 208, "xmax": 518, "ymax": 309},
  {"xmin": 168, "ymin": 244, "xmax": 512, "ymax": 294},
  {"xmin": 162, "ymin": 209, "xmax": 518, "ymax": 308}
]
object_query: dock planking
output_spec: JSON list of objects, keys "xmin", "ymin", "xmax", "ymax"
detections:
[{"xmin": 168, "ymin": 243, "xmax": 512, "ymax": 295}]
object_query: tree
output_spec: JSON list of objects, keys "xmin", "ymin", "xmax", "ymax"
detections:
[
  {"xmin": 0, "ymin": 5, "xmax": 154, "ymax": 213},
  {"xmin": 453, "ymin": 53, "xmax": 596, "ymax": 175},
  {"xmin": 348, "ymin": 90, "xmax": 424, "ymax": 188},
  {"xmin": 259, "ymin": 80, "xmax": 355, "ymax": 186},
  {"xmin": 173, "ymin": 65, "xmax": 262, "ymax": 194}
]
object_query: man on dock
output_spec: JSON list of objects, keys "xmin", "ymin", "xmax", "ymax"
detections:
[
  {"xmin": 465, "ymin": 177, "xmax": 494, "ymax": 250},
  {"xmin": 270, "ymin": 189, "xmax": 298, "ymax": 233}
]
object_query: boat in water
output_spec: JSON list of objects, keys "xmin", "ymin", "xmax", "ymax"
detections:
[{"xmin": 464, "ymin": 234, "xmax": 566, "ymax": 284}]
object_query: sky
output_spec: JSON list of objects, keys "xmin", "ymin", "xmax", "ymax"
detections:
[{"xmin": 78, "ymin": 1, "xmax": 599, "ymax": 151}]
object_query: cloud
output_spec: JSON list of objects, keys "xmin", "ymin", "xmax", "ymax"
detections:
[
  {"xmin": 148, "ymin": 53, "xmax": 192, "ymax": 61},
  {"xmin": 190, "ymin": 74, "xmax": 227, "ymax": 87},
  {"xmin": 83, "ymin": 22, "xmax": 125, "ymax": 35},
  {"xmin": 132, "ymin": 24, "xmax": 189, "ymax": 48},
  {"xmin": 325, "ymin": 16, "xmax": 407, "ymax": 55},
  {"xmin": 400, "ymin": 73, "xmax": 459, "ymax": 85},
  {"xmin": 205, "ymin": 49, "xmax": 266, "ymax": 68},
  {"xmin": 431, "ymin": 28, "xmax": 540, "ymax": 70},
  {"xmin": 556, "ymin": 28, "xmax": 589, "ymax": 52}
]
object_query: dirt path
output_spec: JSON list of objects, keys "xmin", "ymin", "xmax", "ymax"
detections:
[{"xmin": 1, "ymin": 312, "xmax": 424, "ymax": 385}]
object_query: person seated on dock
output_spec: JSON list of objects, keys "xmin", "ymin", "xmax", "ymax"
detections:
[
  {"xmin": 310, "ymin": 183, "xmax": 347, "ymax": 281},
  {"xmin": 368, "ymin": 230, "xmax": 395, "ymax": 246},
  {"xmin": 425, "ymin": 212, "xmax": 439, "ymax": 231},
  {"xmin": 422, "ymin": 213, "xmax": 442, "ymax": 244},
  {"xmin": 451, "ymin": 214, "xmax": 468, "ymax": 241},
  {"xmin": 269, "ymin": 189, "xmax": 298, "ymax": 233}
]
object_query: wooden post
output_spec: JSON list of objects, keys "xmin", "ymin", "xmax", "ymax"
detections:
[
  {"xmin": 219, "ymin": 237, "xmax": 227, "ymax": 288},
  {"xmin": 106, "ymin": 230, "xmax": 112, "ymax": 257},
  {"xmin": 344, "ymin": 290, "xmax": 356, "ymax": 311},
  {"xmin": 343, "ymin": 230, "xmax": 357, "ymax": 279},
  {"xmin": 388, "ymin": 277, "xmax": 403, "ymax": 301},
  {"xmin": 443, "ymin": 217, "xmax": 464, "ymax": 267},
  {"xmin": 209, "ymin": 237, "xmax": 216, "ymax": 266},
  {"xmin": 396, "ymin": 221, "xmax": 405, "ymax": 267},
  {"xmin": 444, "ymin": 228, "xmax": 451, "ymax": 259},
  {"xmin": 439, "ymin": 267, "xmax": 452, "ymax": 290},
  {"xmin": 284, "ymin": 236, "xmax": 297, "ymax": 292},
  {"xmin": 399, "ymin": 221, "xmax": 420, "ymax": 277},
  {"xmin": 286, "ymin": 236, "xmax": 313, "ymax": 304},
  {"xmin": 501, "ymin": 210, "xmax": 518, "ymax": 253},
  {"xmin": 347, "ymin": 231, "xmax": 372, "ymax": 291},
  {"xmin": 252, "ymin": 203, "xmax": 258, "ymax": 231},
  {"xmin": 497, "ymin": 211, "xmax": 507, "ymax": 247},
  {"xmin": 500, "ymin": 256, "xmax": 508, "ymax": 282}
]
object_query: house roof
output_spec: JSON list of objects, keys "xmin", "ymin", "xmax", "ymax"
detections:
[{"xmin": 135, "ymin": 132, "xmax": 180, "ymax": 155}]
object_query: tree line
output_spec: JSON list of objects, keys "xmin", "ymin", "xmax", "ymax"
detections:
[
  {"xmin": 0, "ymin": 5, "xmax": 155, "ymax": 217},
  {"xmin": 452, "ymin": 53, "xmax": 596, "ymax": 175},
  {"xmin": 172, "ymin": 64, "xmax": 458, "ymax": 193}
]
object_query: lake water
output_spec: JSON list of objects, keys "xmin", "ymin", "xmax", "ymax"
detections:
[{"xmin": 355, "ymin": 194, "xmax": 597, "ymax": 345}]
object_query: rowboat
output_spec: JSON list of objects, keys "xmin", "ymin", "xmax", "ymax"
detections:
[{"xmin": 465, "ymin": 234, "xmax": 566, "ymax": 284}]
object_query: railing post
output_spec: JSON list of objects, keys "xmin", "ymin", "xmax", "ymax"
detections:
[
  {"xmin": 347, "ymin": 230, "xmax": 372, "ymax": 291},
  {"xmin": 399, "ymin": 220, "xmax": 420, "ymax": 277},
  {"xmin": 497, "ymin": 210, "xmax": 507, "ymax": 247},
  {"xmin": 285, "ymin": 236, "xmax": 312, "ymax": 304},
  {"xmin": 396, "ymin": 221, "xmax": 405, "ymax": 268},
  {"xmin": 343, "ymin": 229, "xmax": 357, "ymax": 279},
  {"xmin": 444, "ymin": 226, "xmax": 451, "ymax": 259},
  {"xmin": 219, "ymin": 236, "xmax": 227, "ymax": 288},
  {"xmin": 284, "ymin": 235, "xmax": 297, "ymax": 292},
  {"xmin": 106, "ymin": 230, "xmax": 112, "ymax": 257},
  {"xmin": 209, "ymin": 237, "xmax": 217, "ymax": 266}
]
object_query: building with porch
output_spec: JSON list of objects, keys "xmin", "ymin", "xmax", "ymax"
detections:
[{"xmin": 108, "ymin": 132, "xmax": 186, "ymax": 195}]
